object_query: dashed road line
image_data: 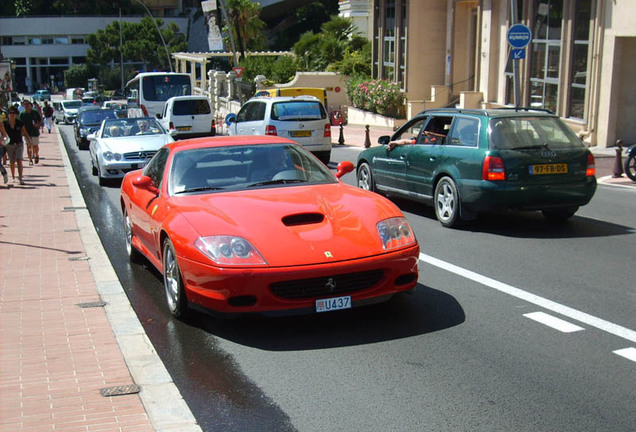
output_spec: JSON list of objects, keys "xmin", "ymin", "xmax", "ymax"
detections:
[
  {"xmin": 613, "ymin": 347, "xmax": 636, "ymax": 363},
  {"xmin": 419, "ymin": 253, "xmax": 636, "ymax": 344},
  {"xmin": 523, "ymin": 311, "xmax": 585, "ymax": 333}
]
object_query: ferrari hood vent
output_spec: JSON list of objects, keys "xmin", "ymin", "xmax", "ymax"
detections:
[{"xmin": 282, "ymin": 213, "xmax": 325, "ymax": 226}]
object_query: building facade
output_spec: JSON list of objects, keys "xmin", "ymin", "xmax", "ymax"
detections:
[
  {"xmin": 0, "ymin": 15, "xmax": 189, "ymax": 94},
  {"xmin": 349, "ymin": 0, "xmax": 635, "ymax": 148}
]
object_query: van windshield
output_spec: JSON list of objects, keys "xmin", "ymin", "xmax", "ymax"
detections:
[
  {"xmin": 271, "ymin": 101, "xmax": 326, "ymax": 121},
  {"xmin": 62, "ymin": 101, "xmax": 82, "ymax": 109}
]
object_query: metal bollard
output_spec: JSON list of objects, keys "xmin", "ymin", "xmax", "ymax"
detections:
[
  {"xmin": 338, "ymin": 123, "xmax": 345, "ymax": 145},
  {"xmin": 364, "ymin": 125, "xmax": 371, "ymax": 148},
  {"xmin": 612, "ymin": 139, "xmax": 624, "ymax": 178}
]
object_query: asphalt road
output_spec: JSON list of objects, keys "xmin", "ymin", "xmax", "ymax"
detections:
[{"xmin": 60, "ymin": 126, "xmax": 635, "ymax": 432}]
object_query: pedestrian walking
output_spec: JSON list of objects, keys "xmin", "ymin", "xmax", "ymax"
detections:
[
  {"xmin": 0, "ymin": 101, "xmax": 6, "ymax": 166},
  {"xmin": 19, "ymin": 99, "xmax": 41, "ymax": 165},
  {"xmin": 34, "ymin": 101, "xmax": 45, "ymax": 134},
  {"xmin": 0, "ymin": 103, "xmax": 9, "ymax": 184},
  {"xmin": 2, "ymin": 105, "xmax": 32, "ymax": 185},
  {"xmin": 43, "ymin": 100, "xmax": 54, "ymax": 133}
]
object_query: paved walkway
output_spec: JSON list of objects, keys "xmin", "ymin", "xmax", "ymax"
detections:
[{"xmin": 0, "ymin": 126, "xmax": 200, "ymax": 431}]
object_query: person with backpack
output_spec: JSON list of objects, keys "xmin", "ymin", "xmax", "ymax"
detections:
[{"xmin": 43, "ymin": 100, "xmax": 54, "ymax": 133}]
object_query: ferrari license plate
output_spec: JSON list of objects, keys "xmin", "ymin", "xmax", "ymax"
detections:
[
  {"xmin": 529, "ymin": 163, "xmax": 568, "ymax": 175},
  {"xmin": 291, "ymin": 130, "xmax": 312, "ymax": 137},
  {"xmin": 177, "ymin": 126, "xmax": 191, "ymax": 131},
  {"xmin": 316, "ymin": 296, "xmax": 351, "ymax": 313}
]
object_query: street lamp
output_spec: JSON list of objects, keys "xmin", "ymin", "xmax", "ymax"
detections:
[{"xmin": 132, "ymin": 0, "xmax": 173, "ymax": 72}]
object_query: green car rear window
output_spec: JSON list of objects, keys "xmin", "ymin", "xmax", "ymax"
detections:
[{"xmin": 489, "ymin": 116, "xmax": 584, "ymax": 150}]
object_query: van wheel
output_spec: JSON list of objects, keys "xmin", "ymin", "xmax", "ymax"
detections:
[{"xmin": 315, "ymin": 151, "xmax": 331, "ymax": 165}]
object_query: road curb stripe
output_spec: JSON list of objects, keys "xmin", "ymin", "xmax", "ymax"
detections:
[{"xmin": 523, "ymin": 312, "xmax": 585, "ymax": 333}]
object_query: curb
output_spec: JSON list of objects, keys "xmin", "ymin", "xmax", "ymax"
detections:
[{"xmin": 57, "ymin": 131, "xmax": 202, "ymax": 432}]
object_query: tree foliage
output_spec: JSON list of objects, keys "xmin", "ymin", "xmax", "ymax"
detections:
[
  {"xmin": 221, "ymin": 0, "xmax": 267, "ymax": 60},
  {"xmin": 2, "ymin": 0, "xmax": 143, "ymax": 17},
  {"xmin": 86, "ymin": 17, "xmax": 187, "ymax": 72}
]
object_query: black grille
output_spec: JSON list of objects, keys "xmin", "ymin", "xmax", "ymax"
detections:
[{"xmin": 270, "ymin": 269, "xmax": 384, "ymax": 299}]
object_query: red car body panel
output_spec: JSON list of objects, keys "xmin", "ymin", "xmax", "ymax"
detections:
[{"xmin": 121, "ymin": 136, "xmax": 420, "ymax": 316}]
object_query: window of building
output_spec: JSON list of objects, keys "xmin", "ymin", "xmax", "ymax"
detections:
[
  {"xmin": 529, "ymin": 0, "xmax": 564, "ymax": 113},
  {"xmin": 382, "ymin": 0, "xmax": 396, "ymax": 82},
  {"xmin": 568, "ymin": 0, "xmax": 592, "ymax": 119}
]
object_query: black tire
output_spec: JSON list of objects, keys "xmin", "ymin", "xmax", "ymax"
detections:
[
  {"xmin": 624, "ymin": 154, "xmax": 636, "ymax": 181},
  {"xmin": 163, "ymin": 238, "xmax": 189, "ymax": 319},
  {"xmin": 357, "ymin": 162, "xmax": 376, "ymax": 192},
  {"xmin": 434, "ymin": 176, "xmax": 462, "ymax": 228},
  {"xmin": 123, "ymin": 209, "xmax": 142, "ymax": 263},
  {"xmin": 91, "ymin": 160, "xmax": 98, "ymax": 176},
  {"xmin": 542, "ymin": 207, "xmax": 578, "ymax": 222},
  {"xmin": 315, "ymin": 151, "xmax": 331, "ymax": 165}
]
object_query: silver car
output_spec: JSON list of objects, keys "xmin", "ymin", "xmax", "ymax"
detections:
[{"xmin": 88, "ymin": 117, "xmax": 174, "ymax": 186}]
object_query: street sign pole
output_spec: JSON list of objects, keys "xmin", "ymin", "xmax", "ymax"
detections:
[{"xmin": 511, "ymin": 0, "xmax": 520, "ymax": 108}]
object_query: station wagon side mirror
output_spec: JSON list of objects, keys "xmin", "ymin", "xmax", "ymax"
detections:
[
  {"xmin": 335, "ymin": 161, "xmax": 355, "ymax": 179},
  {"xmin": 378, "ymin": 135, "xmax": 391, "ymax": 145},
  {"xmin": 132, "ymin": 175, "xmax": 159, "ymax": 195}
]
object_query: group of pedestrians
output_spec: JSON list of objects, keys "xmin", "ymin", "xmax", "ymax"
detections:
[{"xmin": 0, "ymin": 97, "xmax": 50, "ymax": 186}]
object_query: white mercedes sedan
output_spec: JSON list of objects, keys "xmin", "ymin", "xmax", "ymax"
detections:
[{"xmin": 88, "ymin": 117, "xmax": 175, "ymax": 186}]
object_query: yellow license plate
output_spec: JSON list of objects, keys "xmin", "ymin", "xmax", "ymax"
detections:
[
  {"xmin": 529, "ymin": 163, "xmax": 568, "ymax": 175},
  {"xmin": 177, "ymin": 126, "xmax": 191, "ymax": 131},
  {"xmin": 291, "ymin": 130, "xmax": 312, "ymax": 137}
]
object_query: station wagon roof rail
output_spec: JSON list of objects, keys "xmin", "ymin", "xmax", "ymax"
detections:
[{"xmin": 417, "ymin": 107, "xmax": 554, "ymax": 117}]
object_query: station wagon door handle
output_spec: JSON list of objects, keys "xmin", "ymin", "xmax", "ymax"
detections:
[{"xmin": 429, "ymin": 156, "xmax": 437, "ymax": 161}]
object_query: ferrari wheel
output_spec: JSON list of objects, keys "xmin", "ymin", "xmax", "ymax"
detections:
[
  {"xmin": 163, "ymin": 238, "xmax": 189, "ymax": 319},
  {"xmin": 434, "ymin": 176, "xmax": 461, "ymax": 228},
  {"xmin": 357, "ymin": 162, "xmax": 376, "ymax": 192},
  {"xmin": 123, "ymin": 210, "xmax": 142, "ymax": 263}
]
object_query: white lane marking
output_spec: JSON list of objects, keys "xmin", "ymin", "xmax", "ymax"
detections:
[
  {"xmin": 613, "ymin": 347, "xmax": 636, "ymax": 363},
  {"xmin": 419, "ymin": 253, "xmax": 636, "ymax": 343},
  {"xmin": 523, "ymin": 312, "xmax": 585, "ymax": 333}
]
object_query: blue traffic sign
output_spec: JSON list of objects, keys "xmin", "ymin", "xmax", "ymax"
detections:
[
  {"xmin": 512, "ymin": 48, "xmax": 526, "ymax": 60},
  {"xmin": 507, "ymin": 24, "xmax": 532, "ymax": 48}
]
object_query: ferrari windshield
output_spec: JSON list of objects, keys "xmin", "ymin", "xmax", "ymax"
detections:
[{"xmin": 170, "ymin": 143, "xmax": 337, "ymax": 194}]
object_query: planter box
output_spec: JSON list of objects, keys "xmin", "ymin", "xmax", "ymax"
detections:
[{"xmin": 346, "ymin": 106, "xmax": 406, "ymax": 130}]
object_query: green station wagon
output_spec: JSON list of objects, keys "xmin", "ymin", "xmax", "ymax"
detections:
[{"xmin": 356, "ymin": 108, "xmax": 597, "ymax": 228}]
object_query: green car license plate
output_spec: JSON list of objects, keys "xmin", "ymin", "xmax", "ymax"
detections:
[
  {"xmin": 529, "ymin": 163, "xmax": 568, "ymax": 175},
  {"xmin": 316, "ymin": 296, "xmax": 351, "ymax": 313}
]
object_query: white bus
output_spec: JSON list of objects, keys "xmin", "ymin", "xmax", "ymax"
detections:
[{"xmin": 125, "ymin": 72, "xmax": 192, "ymax": 118}]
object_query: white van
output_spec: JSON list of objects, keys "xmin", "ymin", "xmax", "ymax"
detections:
[{"xmin": 157, "ymin": 95, "xmax": 215, "ymax": 139}]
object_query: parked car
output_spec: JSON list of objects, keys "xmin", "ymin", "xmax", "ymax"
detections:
[
  {"xmin": 157, "ymin": 95, "xmax": 215, "ymax": 139},
  {"xmin": 32, "ymin": 89, "xmax": 51, "ymax": 101},
  {"xmin": 120, "ymin": 136, "xmax": 419, "ymax": 318},
  {"xmin": 88, "ymin": 117, "xmax": 173, "ymax": 186},
  {"xmin": 54, "ymin": 99, "xmax": 82, "ymax": 124},
  {"xmin": 74, "ymin": 106, "xmax": 117, "ymax": 150},
  {"xmin": 356, "ymin": 108, "xmax": 597, "ymax": 228},
  {"xmin": 227, "ymin": 96, "xmax": 332, "ymax": 165},
  {"xmin": 81, "ymin": 95, "xmax": 105, "ymax": 106}
]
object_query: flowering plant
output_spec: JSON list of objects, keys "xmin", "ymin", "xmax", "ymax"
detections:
[{"xmin": 347, "ymin": 78, "xmax": 405, "ymax": 118}]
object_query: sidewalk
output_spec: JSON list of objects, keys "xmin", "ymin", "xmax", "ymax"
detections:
[{"xmin": 0, "ymin": 126, "xmax": 201, "ymax": 431}]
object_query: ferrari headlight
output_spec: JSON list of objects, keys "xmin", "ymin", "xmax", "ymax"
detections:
[
  {"xmin": 195, "ymin": 236, "xmax": 267, "ymax": 266},
  {"xmin": 103, "ymin": 151, "xmax": 122, "ymax": 161},
  {"xmin": 377, "ymin": 217, "xmax": 417, "ymax": 251}
]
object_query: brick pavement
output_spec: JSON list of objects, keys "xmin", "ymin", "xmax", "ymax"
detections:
[{"xmin": 0, "ymin": 125, "xmax": 200, "ymax": 431}]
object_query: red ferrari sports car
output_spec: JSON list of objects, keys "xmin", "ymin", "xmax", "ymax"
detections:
[{"xmin": 120, "ymin": 135, "xmax": 419, "ymax": 318}]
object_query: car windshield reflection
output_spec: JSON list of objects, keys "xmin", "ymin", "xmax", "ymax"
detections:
[{"xmin": 170, "ymin": 143, "xmax": 337, "ymax": 194}]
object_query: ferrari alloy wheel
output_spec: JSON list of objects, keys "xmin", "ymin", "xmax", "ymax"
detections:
[
  {"xmin": 434, "ymin": 176, "xmax": 461, "ymax": 228},
  {"xmin": 163, "ymin": 239, "xmax": 188, "ymax": 319},
  {"xmin": 357, "ymin": 162, "xmax": 375, "ymax": 192},
  {"xmin": 123, "ymin": 210, "xmax": 142, "ymax": 263}
]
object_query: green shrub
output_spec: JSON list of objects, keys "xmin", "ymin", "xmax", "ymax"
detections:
[{"xmin": 347, "ymin": 77, "xmax": 405, "ymax": 118}]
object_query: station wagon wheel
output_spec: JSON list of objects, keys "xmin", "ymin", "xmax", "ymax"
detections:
[
  {"xmin": 163, "ymin": 238, "xmax": 189, "ymax": 319},
  {"xmin": 542, "ymin": 207, "xmax": 578, "ymax": 222},
  {"xmin": 123, "ymin": 209, "xmax": 142, "ymax": 263},
  {"xmin": 357, "ymin": 162, "xmax": 376, "ymax": 192},
  {"xmin": 434, "ymin": 176, "xmax": 461, "ymax": 228}
]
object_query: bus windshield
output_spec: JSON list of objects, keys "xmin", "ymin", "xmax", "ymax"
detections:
[{"xmin": 142, "ymin": 75, "xmax": 191, "ymax": 102}]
